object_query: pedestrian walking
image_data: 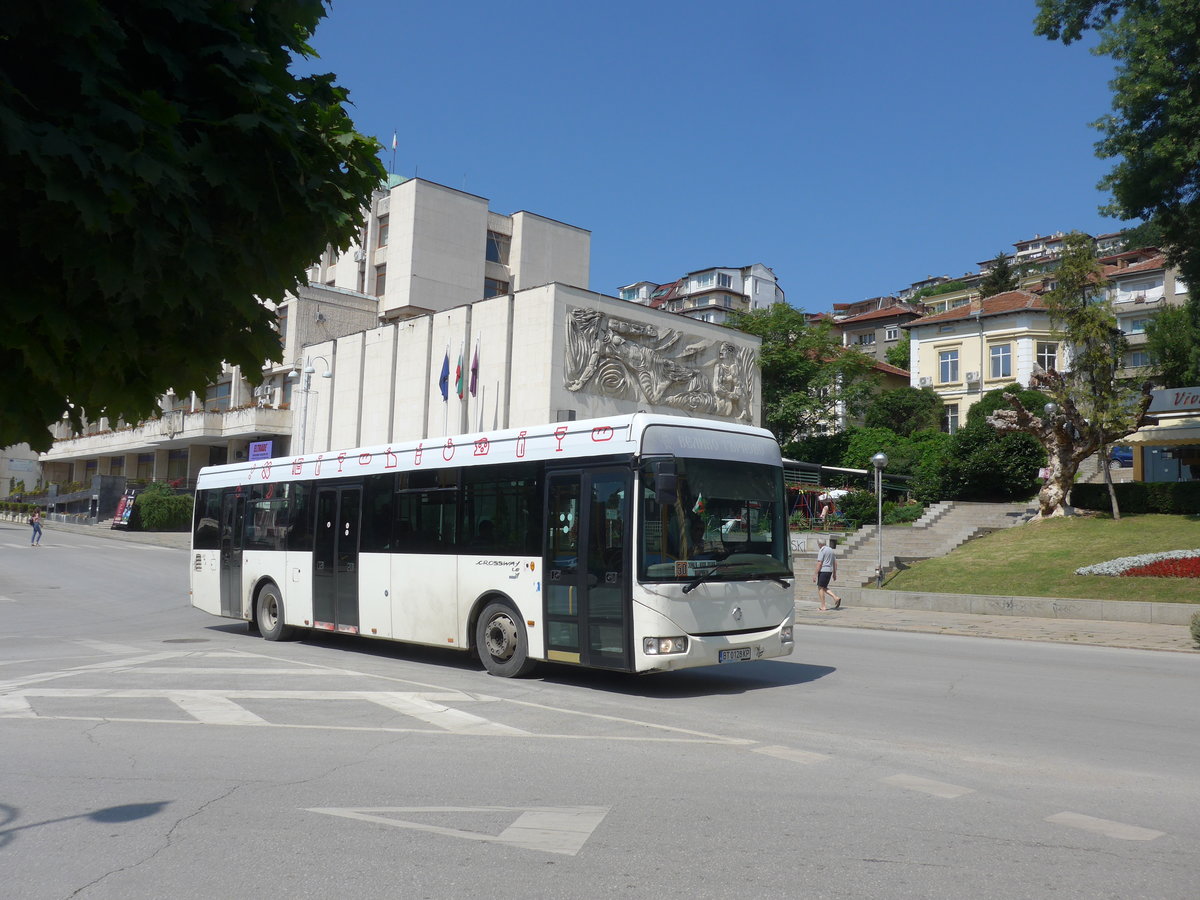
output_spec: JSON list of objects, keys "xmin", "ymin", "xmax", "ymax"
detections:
[
  {"xmin": 29, "ymin": 509, "xmax": 42, "ymax": 547},
  {"xmin": 813, "ymin": 537, "xmax": 840, "ymax": 610}
]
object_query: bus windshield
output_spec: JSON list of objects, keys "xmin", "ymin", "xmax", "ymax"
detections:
[{"xmin": 639, "ymin": 457, "xmax": 791, "ymax": 583}]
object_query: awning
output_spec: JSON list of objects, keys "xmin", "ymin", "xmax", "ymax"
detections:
[{"xmin": 1124, "ymin": 416, "xmax": 1200, "ymax": 446}]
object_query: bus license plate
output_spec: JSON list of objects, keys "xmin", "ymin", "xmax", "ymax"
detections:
[{"xmin": 719, "ymin": 647, "xmax": 752, "ymax": 664}]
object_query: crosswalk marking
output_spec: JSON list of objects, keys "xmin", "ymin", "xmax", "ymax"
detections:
[
  {"xmin": 881, "ymin": 774, "xmax": 975, "ymax": 799},
  {"xmin": 166, "ymin": 692, "xmax": 269, "ymax": 726},
  {"xmin": 752, "ymin": 745, "xmax": 830, "ymax": 764},
  {"xmin": 365, "ymin": 692, "xmax": 529, "ymax": 735},
  {"xmin": 1046, "ymin": 811, "xmax": 1164, "ymax": 842}
]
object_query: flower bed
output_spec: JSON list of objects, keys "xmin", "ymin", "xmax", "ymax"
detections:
[{"xmin": 1076, "ymin": 549, "xmax": 1200, "ymax": 578}]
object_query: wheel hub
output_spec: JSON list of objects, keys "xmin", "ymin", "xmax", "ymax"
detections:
[{"xmin": 484, "ymin": 614, "xmax": 517, "ymax": 660}]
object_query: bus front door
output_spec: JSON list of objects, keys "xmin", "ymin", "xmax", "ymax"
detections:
[
  {"xmin": 219, "ymin": 492, "xmax": 245, "ymax": 617},
  {"xmin": 313, "ymin": 486, "xmax": 362, "ymax": 634},
  {"xmin": 544, "ymin": 469, "xmax": 630, "ymax": 670}
]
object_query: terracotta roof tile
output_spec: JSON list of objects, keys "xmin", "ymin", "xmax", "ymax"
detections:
[{"xmin": 905, "ymin": 290, "xmax": 1046, "ymax": 327}]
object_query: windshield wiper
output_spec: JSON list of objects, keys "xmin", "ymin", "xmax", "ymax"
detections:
[{"xmin": 681, "ymin": 561, "xmax": 744, "ymax": 595}]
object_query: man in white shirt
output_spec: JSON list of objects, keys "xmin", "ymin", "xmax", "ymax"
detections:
[{"xmin": 813, "ymin": 538, "xmax": 841, "ymax": 610}]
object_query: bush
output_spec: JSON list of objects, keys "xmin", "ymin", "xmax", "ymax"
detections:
[
  {"xmin": 1072, "ymin": 481, "xmax": 1200, "ymax": 515},
  {"xmin": 838, "ymin": 490, "xmax": 880, "ymax": 525},
  {"xmin": 132, "ymin": 483, "xmax": 194, "ymax": 532}
]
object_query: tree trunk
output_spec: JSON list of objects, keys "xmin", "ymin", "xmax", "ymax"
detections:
[{"xmin": 1101, "ymin": 443, "xmax": 1122, "ymax": 521}]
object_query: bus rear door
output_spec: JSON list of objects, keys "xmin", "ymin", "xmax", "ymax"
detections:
[{"xmin": 314, "ymin": 485, "xmax": 362, "ymax": 634}]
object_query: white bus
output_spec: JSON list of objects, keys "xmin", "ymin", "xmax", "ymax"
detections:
[{"xmin": 190, "ymin": 414, "xmax": 795, "ymax": 676}]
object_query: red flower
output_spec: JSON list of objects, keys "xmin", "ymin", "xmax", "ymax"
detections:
[{"xmin": 1121, "ymin": 556, "xmax": 1200, "ymax": 578}]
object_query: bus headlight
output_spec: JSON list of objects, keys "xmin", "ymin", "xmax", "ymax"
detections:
[
  {"xmin": 643, "ymin": 636, "xmax": 688, "ymax": 655},
  {"xmin": 781, "ymin": 625, "xmax": 794, "ymax": 643}
]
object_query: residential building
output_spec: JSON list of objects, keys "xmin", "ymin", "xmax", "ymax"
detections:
[
  {"xmin": 831, "ymin": 299, "xmax": 925, "ymax": 367},
  {"xmin": 2, "ymin": 444, "xmax": 40, "ymax": 499},
  {"xmin": 617, "ymin": 264, "xmax": 784, "ymax": 325},
  {"xmin": 904, "ymin": 290, "xmax": 1057, "ymax": 432}
]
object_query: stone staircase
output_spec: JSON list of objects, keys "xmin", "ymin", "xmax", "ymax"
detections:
[{"xmin": 808, "ymin": 500, "xmax": 1037, "ymax": 586}]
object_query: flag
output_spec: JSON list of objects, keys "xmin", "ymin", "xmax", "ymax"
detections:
[
  {"xmin": 455, "ymin": 349, "xmax": 464, "ymax": 399},
  {"xmin": 438, "ymin": 351, "xmax": 449, "ymax": 401},
  {"xmin": 391, "ymin": 131, "xmax": 397, "ymax": 151},
  {"xmin": 469, "ymin": 342, "xmax": 479, "ymax": 397},
  {"xmin": 692, "ymin": 493, "xmax": 706, "ymax": 515}
]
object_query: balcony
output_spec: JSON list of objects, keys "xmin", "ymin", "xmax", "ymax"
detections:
[{"xmin": 42, "ymin": 406, "xmax": 294, "ymax": 460}]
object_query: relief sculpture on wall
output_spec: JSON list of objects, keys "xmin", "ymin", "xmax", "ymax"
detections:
[{"xmin": 563, "ymin": 307, "xmax": 756, "ymax": 423}]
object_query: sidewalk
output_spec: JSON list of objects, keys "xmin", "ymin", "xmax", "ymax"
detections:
[{"xmin": 794, "ymin": 599, "xmax": 1199, "ymax": 654}]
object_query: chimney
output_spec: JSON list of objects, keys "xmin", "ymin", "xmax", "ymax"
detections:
[{"xmin": 969, "ymin": 295, "xmax": 983, "ymax": 314}]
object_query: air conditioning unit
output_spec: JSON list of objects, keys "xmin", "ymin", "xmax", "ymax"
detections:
[
  {"xmin": 966, "ymin": 371, "xmax": 981, "ymax": 383},
  {"xmin": 918, "ymin": 376, "xmax": 933, "ymax": 387}
]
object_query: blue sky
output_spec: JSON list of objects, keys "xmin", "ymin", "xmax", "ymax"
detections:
[{"xmin": 300, "ymin": 0, "xmax": 1121, "ymax": 310}]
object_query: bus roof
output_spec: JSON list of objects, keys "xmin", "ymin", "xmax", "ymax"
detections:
[{"xmin": 195, "ymin": 413, "xmax": 779, "ymax": 489}]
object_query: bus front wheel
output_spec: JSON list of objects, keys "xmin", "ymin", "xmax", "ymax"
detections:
[
  {"xmin": 256, "ymin": 584, "xmax": 295, "ymax": 642},
  {"xmin": 475, "ymin": 601, "xmax": 535, "ymax": 677}
]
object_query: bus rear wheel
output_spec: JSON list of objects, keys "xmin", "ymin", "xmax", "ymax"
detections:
[
  {"xmin": 256, "ymin": 584, "xmax": 295, "ymax": 642},
  {"xmin": 475, "ymin": 601, "xmax": 535, "ymax": 677}
]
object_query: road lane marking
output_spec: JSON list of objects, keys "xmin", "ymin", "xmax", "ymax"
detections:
[
  {"xmin": 1045, "ymin": 812, "xmax": 1164, "ymax": 841},
  {"xmin": 0, "ymin": 651, "xmax": 186, "ymax": 692},
  {"xmin": 72, "ymin": 639, "xmax": 148, "ymax": 656},
  {"xmin": 305, "ymin": 806, "xmax": 609, "ymax": 856},
  {"xmin": 882, "ymin": 774, "xmax": 975, "ymax": 799},
  {"xmin": 752, "ymin": 745, "xmax": 830, "ymax": 764},
  {"xmin": 0, "ymin": 695, "xmax": 35, "ymax": 717}
]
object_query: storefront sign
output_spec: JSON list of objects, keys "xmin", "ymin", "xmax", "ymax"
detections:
[{"xmin": 249, "ymin": 440, "xmax": 273, "ymax": 461}]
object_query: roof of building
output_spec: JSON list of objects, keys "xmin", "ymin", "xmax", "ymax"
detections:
[
  {"xmin": 835, "ymin": 304, "xmax": 926, "ymax": 326},
  {"xmin": 873, "ymin": 360, "xmax": 910, "ymax": 377},
  {"xmin": 905, "ymin": 290, "xmax": 1047, "ymax": 328},
  {"xmin": 1102, "ymin": 253, "xmax": 1167, "ymax": 278}
]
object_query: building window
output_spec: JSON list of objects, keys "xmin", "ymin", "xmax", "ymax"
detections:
[
  {"xmin": 939, "ymin": 349, "xmax": 959, "ymax": 383},
  {"xmin": 943, "ymin": 405, "xmax": 959, "ymax": 434},
  {"xmin": 377, "ymin": 215, "xmax": 389, "ymax": 248},
  {"xmin": 276, "ymin": 305, "xmax": 288, "ymax": 350},
  {"xmin": 855, "ymin": 333, "xmax": 876, "ymax": 345},
  {"xmin": 885, "ymin": 326, "xmax": 899, "ymax": 341},
  {"xmin": 1036, "ymin": 341, "xmax": 1058, "ymax": 371},
  {"xmin": 109, "ymin": 456, "xmax": 125, "ymax": 475},
  {"xmin": 484, "ymin": 277, "xmax": 510, "ymax": 298},
  {"xmin": 619, "ymin": 288, "xmax": 637, "ymax": 301},
  {"xmin": 694, "ymin": 273, "xmax": 715, "ymax": 288},
  {"xmin": 205, "ymin": 382, "xmax": 231, "ymax": 412},
  {"xmin": 938, "ymin": 324, "xmax": 954, "ymax": 333},
  {"xmin": 717, "ymin": 272, "xmax": 732, "ymax": 288},
  {"xmin": 990, "ymin": 344, "xmax": 1012, "ymax": 378},
  {"xmin": 374, "ymin": 264, "xmax": 386, "ymax": 296},
  {"xmin": 486, "ymin": 230, "xmax": 510, "ymax": 264},
  {"xmin": 1123, "ymin": 317, "xmax": 1149, "ymax": 334},
  {"xmin": 1126, "ymin": 349, "xmax": 1151, "ymax": 367}
]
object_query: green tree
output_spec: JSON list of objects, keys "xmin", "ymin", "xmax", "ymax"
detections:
[
  {"xmin": 864, "ymin": 386, "xmax": 943, "ymax": 437},
  {"xmin": 1144, "ymin": 304, "xmax": 1193, "ymax": 386},
  {"xmin": 0, "ymin": 1, "xmax": 386, "ymax": 451},
  {"xmin": 729, "ymin": 303, "xmax": 879, "ymax": 446},
  {"xmin": 987, "ymin": 233, "xmax": 1150, "ymax": 518},
  {"xmin": 885, "ymin": 332, "xmax": 911, "ymax": 370},
  {"xmin": 978, "ymin": 252, "xmax": 1020, "ymax": 298},
  {"xmin": 1036, "ymin": 0, "xmax": 1200, "ymax": 383},
  {"xmin": 915, "ymin": 385, "xmax": 1048, "ymax": 503}
]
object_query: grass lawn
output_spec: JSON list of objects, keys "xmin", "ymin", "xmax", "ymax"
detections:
[{"xmin": 878, "ymin": 513, "xmax": 1200, "ymax": 603}]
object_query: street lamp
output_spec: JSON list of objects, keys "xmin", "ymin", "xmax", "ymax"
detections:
[
  {"xmin": 871, "ymin": 451, "xmax": 888, "ymax": 588},
  {"xmin": 288, "ymin": 355, "xmax": 332, "ymax": 454}
]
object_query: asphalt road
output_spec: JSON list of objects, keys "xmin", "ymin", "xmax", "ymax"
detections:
[{"xmin": 1, "ymin": 521, "xmax": 1196, "ymax": 899}]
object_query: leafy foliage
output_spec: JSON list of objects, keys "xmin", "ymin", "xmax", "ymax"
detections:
[
  {"xmin": 132, "ymin": 482, "xmax": 193, "ymax": 532},
  {"xmin": 884, "ymin": 332, "xmax": 911, "ymax": 370},
  {"xmin": 864, "ymin": 386, "xmax": 943, "ymax": 437},
  {"xmin": 1144, "ymin": 304, "xmax": 1193, "ymax": 386},
  {"xmin": 729, "ymin": 303, "xmax": 879, "ymax": 445},
  {"xmin": 909, "ymin": 280, "xmax": 966, "ymax": 302},
  {"xmin": 915, "ymin": 385, "xmax": 1049, "ymax": 503},
  {"xmin": 1036, "ymin": 0, "xmax": 1200, "ymax": 383},
  {"xmin": 978, "ymin": 252, "xmax": 1020, "ymax": 298},
  {"xmin": 0, "ymin": 1, "xmax": 386, "ymax": 450}
]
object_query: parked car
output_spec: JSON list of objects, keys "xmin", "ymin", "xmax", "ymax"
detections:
[{"xmin": 1109, "ymin": 445, "xmax": 1134, "ymax": 468}]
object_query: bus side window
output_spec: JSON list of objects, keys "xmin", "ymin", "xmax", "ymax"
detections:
[{"xmin": 286, "ymin": 483, "xmax": 314, "ymax": 552}]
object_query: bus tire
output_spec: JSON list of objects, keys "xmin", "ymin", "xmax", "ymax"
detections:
[
  {"xmin": 475, "ymin": 601, "xmax": 535, "ymax": 677},
  {"xmin": 256, "ymin": 584, "xmax": 295, "ymax": 642}
]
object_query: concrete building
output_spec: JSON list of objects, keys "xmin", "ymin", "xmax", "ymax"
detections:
[
  {"xmin": 37, "ymin": 178, "xmax": 594, "ymax": 509},
  {"xmin": 2, "ymin": 444, "xmax": 40, "ymax": 499},
  {"xmin": 832, "ymin": 300, "xmax": 924, "ymax": 367},
  {"xmin": 36, "ymin": 179, "xmax": 762, "ymax": 516},
  {"xmin": 617, "ymin": 264, "xmax": 784, "ymax": 325}
]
